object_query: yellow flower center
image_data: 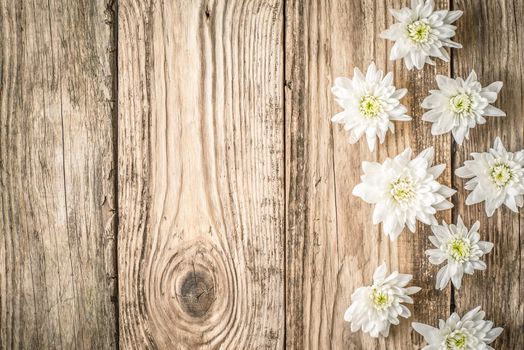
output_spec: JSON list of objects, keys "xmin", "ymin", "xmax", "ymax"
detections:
[
  {"xmin": 445, "ymin": 330, "xmax": 467, "ymax": 349},
  {"xmin": 446, "ymin": 237, "xmax": 471, "ymax": 262},
  {"xmin": 371, "ymin": 288, "xmax": 392, "ymax": 310},
  {"xmin": 358, "ymin": 95, "xmax": 383, "ymax": 119},
  {"xmin": 390, "ymin": 177, "xmax": 415, "ymax": 203},
  {"xmin": 489, "ymin": 163, "xmax": 513, "ymax": 188},
  {"xmin": 450, "ymin": 93, "xmax": 473, "ymax": 115},
  {"xmin": 407, "ymin": 20, "xmax": 431, "ymax": 43}
]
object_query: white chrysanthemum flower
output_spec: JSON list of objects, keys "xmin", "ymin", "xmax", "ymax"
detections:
[
  {"xmin": 412, "ymin": 306, "xmax": 503, "ymax": 350},
  {"xmin": 422, "ymin": 72, "xmax": 505, "ymax": 144},
  {"xmin": 331, "ymin": 62, "xmax": 411, "ymax": 152},
  {"xmin": 344, "ymin": 262, "xmax": 420, "ymax": 338},
  {"xmin": 353, "ymin": 147, "xmax": 455, "ymax": 240},
  {"xmin": 456, "ymin": 137, "xmax": 524, "ymax": 217},
  {"xmin": 426, "ymin": 216, "xmax": 493, "ymax": 290},
  {"xmin": 380, "ymin": 0, "xmax": 463, "ymax": 70}
]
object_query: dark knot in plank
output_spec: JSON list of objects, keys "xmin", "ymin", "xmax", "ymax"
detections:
[
  {"xmin": 178, "ymin": 268, "xmax": 215, "ymax": 318},
  {"xmin": 145, "ymin": 237, "xmax": 238, "ymax": 346}
]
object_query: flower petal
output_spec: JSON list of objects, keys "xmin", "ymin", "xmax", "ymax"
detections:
[
  {"xmin": 412, "ymin": 322, "xmax": 439, "ymax": 343},
  {"xmin": 482, "ymin": 81, "xmax": 503, "ymax": 93},
  {"xmin": 483, "ymin": 105, "xmax": 506, "ymax": 117}
]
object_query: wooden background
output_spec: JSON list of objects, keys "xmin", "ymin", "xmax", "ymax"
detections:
[{"xmin": 1, "ymin": 0, "xmax": 522, "ymax": 349}]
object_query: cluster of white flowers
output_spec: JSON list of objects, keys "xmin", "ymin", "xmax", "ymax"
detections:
[{"xmin": 337, "ymin": 0, "xmax": 511, "ymax": 346}]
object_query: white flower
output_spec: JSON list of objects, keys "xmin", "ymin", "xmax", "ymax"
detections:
[
  {"xmin": 353, "ymin": 147, "xmax": 455, "ymax": 240},
  {"xmin": 380, "ymin": 0, "xmax": 462, "ymax": 70},
  {"xmin": 426, "ymin": 216, "xmax": 493, "ymax": 290},
  {"xmin": 412, "ymin": 306, "xmax": 503, "ymax": 350},
  {"xmin": 422, "ymin": 72, "xmax": 505, "ymax": 144},
  {"xmin": 344, "ymin": 262, "xmax": 420, "ymax": 338},
  {"xmin": 456, "ymin": 137, "xmax": 524, "ymax": 217},
  {"xmin": 331, "ymin": 63, "xmax": 411, "ymax": 152}
]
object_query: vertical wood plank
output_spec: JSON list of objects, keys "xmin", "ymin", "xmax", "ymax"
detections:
[
  {"xmin": 117, "ymin": 0, "xmax": 285, "ymax": 348},
  {"xmin": 0, "ymin": 0, "xmax": 117, "ymax": 349},
  {"xmin": 452, "ymin": 0, "xmax": 524, "ymax": 348},
  {"xmin": 285, "ymin": 0, "xmax": 452, "ymax": 348}
]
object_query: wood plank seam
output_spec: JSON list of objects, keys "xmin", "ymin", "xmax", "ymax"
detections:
[{"xmin": 109, "ymin": 0, "xmax": 121, "ymax": 348}]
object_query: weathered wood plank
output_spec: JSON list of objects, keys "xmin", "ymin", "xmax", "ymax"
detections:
[
  {"xmin": 285, "ymin": 0, "xmax": 452, "ymax": 348},
  {"xmin": 0, "ymin": 0, "xmax": 118, "ymax": 349},
  {"xmin": 452, "ymin": 1, "xmax": 524, "ymax": 348},
  {"xmin": 117, "ymin": 0, "xmax": 285, "ymax": 348}
]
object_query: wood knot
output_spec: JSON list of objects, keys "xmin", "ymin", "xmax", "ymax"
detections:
[
  {"xmin": 148, "ymin": 238, "xmax": 234, "ymax": 345},
  {"xmin": 177, "ymin": 268, "xmax": 215, "ymax": 318}
]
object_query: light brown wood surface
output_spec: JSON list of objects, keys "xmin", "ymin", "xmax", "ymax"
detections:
[
  {"xmin": 452, "ymin": 1, "xmax": 524, "ymax": 348},
  {"xmin": 285, "ymin": 1, "xmax": 452, "ymax": 348},
  {"xmin": 0, "ymin": 0, "xmax": 118, "ymax": 349},
  {"xmin": 117, "ymin": 0, "xmax": 284, "ymax": 348},
  {"xmin": 1, "ymin": 0, "xmax": 523, "ymax": 349}
]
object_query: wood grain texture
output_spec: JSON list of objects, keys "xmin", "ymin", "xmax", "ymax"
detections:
[
  {"xmin": 2, "ymin": 0, "xmax": 523, "ymax": 349},
  {"xmin": 0, "ymin": 0, "xmax": 118, "ymax": 349},
  {"xmin": 117, "ymin": 0, "xmax": 285, "ymax": 348},
  {"xmin": 285, "ymin": 0, "xmax": 452, "ymax": 348},
  {"xmin": 452, "ymin": 0, "xmax": 524, "ymax": 348}
]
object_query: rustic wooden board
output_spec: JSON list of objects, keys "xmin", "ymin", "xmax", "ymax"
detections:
[
  {"xmin": 117, "ymin": 0, "xmax": 285, "ymax": 348},
  {"xmin": 285, "ymin": 0, "xmax": 452, "ymax": 348},
  {"xmin": 2, "ymin": 0, "xmax": 523, "ymax": 349},
  {"xmin": 0, "ymin": 0, "xmax": 117, "ymax": 349},
  {"xmin": 452, "ymin": 1, "xmax": 524, "ymax": 348}
]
